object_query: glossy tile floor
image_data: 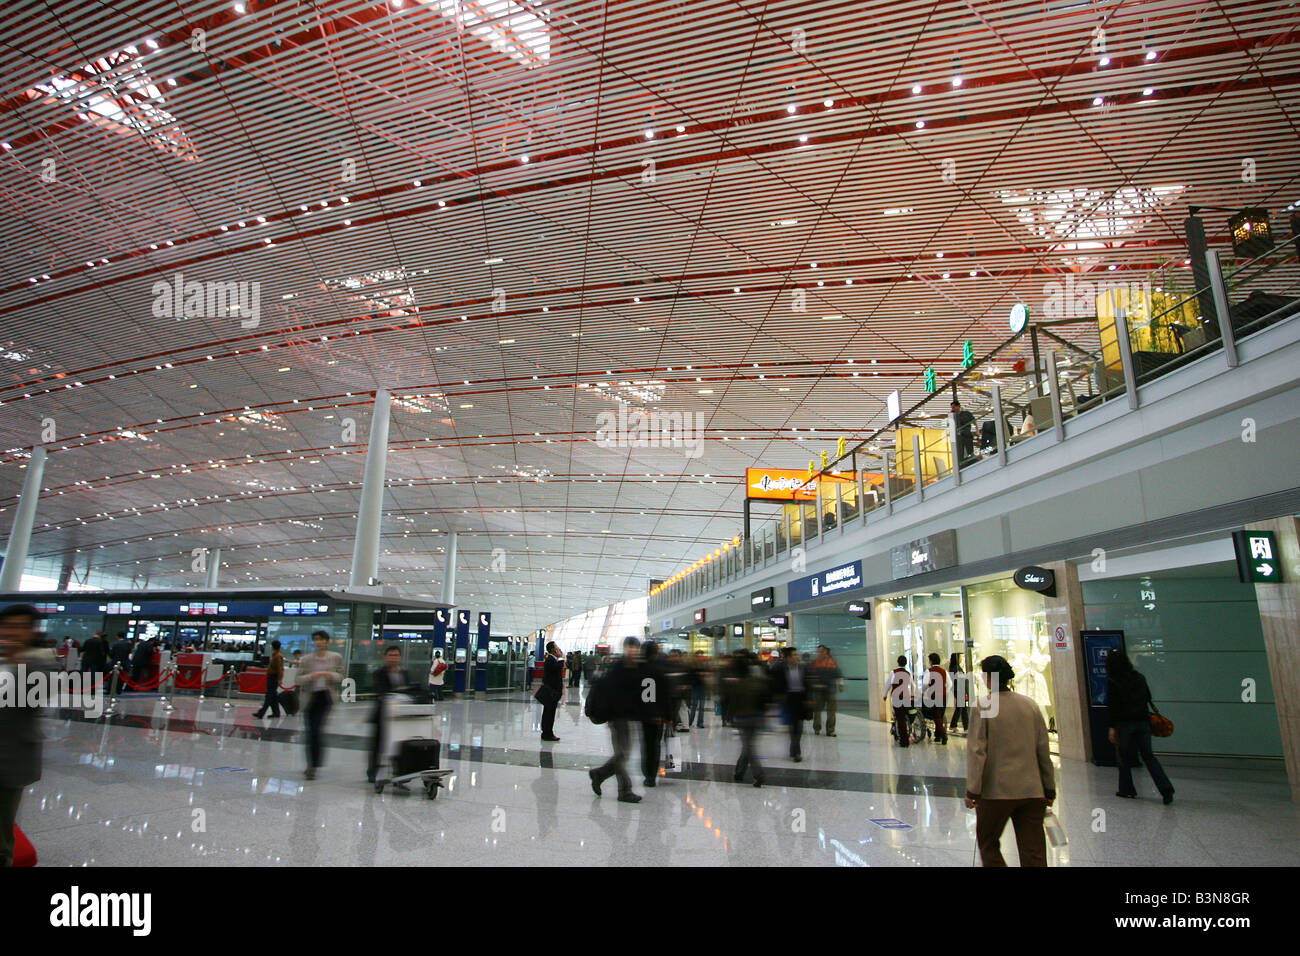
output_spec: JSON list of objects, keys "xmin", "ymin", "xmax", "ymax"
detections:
[{"xmin": 19, "ymin": 690, "xmax": 1300, "ymax": 866}]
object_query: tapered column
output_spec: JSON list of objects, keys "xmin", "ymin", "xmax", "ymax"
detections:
[
  {"xmin": 349, "ymin": 390, "xmax": 393, "ymax": 588},
  {"xmin": 441, "ymin": 531, "xmax": 458, "ymax": 606},
  {"xmin": 1249, "ymin": 517, "xmax": 1300, "ymax": 802},
  {"xmin": 205, "ymin": 548, "xmax": 221, "ymax": 588},
  {"xmin": 0, "ymin": 447, "xmax": 47, "ymax": 591}
]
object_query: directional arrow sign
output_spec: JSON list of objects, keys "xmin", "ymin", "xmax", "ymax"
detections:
[{"xmin": 1233, "ymin": 530, "xmax": 1284, "ymax": 584}]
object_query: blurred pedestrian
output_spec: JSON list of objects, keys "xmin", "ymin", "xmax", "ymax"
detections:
[
  {"xmin": 686, "ymin": 651, "xmax": 709, "ymax": 728},
  {"xmin": 589, "ymin": 637, "xmax": 644, "ymax": 803},
  {"xmin": 724, "ymin": 650, "xmax": 770, "ymax": 786},
  {"xmin": 639, "ymin": 642, "xmax": 672, "ymax": 787},
  {"xmin": 810, "ymin": 645, "xmax": 842, "ymax": 736},
  {"xmin": 772, "ymin": 646, "xmax": 809, "ymax": 761},
  {"xmin": 299, "ymin": 630, "xmax": 343, "ymax": 780},
  {"xmin": 966, "ymin": 655, "xmax": 1055, "ymax": 867},
  {"xmin": 368, "ymin": 645, "xmax": 414, "ymax": 783},
  {"xmin": 253, "ymin": 639, "xmax": 284, "ymax": 719}
]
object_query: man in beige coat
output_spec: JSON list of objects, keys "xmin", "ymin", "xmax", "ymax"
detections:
[{"xmin": 965, "ymin": 655, "xmax": 1056, "ymax": 866}]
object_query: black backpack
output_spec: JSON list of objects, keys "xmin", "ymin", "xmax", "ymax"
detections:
[{"xmin": 584, "ymin": 672, "xmax": 614, "ymax": 725}]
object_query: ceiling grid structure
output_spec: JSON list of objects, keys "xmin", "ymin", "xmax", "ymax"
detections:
[{"xmin": 1, "ymin": 0, "xmax": 1297, "ymax": 632}]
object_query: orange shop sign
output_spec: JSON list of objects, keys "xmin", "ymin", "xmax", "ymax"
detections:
[{"xmin": 745, "ymin": 468, "xmax": 821, "ymax": 501}]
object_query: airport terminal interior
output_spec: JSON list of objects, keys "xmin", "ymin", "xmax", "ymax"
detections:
[{"xmin": 2, "ymin": 0, "xmax": 1300, "ymax": 874}]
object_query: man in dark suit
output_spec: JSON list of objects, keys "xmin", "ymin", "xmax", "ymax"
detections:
[
  {"xmin": 80, "ymin": 631, "xmax": 108, "ymax": 686},
  {"xmin": 367, "ymin": 645, "xmax": 414, "ymax": 783},
  {"xmin": 638, "ymin": 641, "xmax": 673, "ymax": 787},
  {"xmin": 109, "ymin": 633, "xmax": 132, "ymax": 696},
  {"xmin": 540, "ymin": 641, "xmax": 564, "ymax": 742},
  {"xmin": 772, "ymin": 646, "xmax": 810, "ymax": 762}
]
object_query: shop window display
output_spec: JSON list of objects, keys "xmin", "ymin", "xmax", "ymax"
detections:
[{"xmin": 965, "ymin": 578, "xmax": 1054, "ymax": 732}]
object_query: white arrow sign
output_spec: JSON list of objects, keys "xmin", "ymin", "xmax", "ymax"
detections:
[{"xmin": 1256, "ymin": 563, "xmax": 1275, "ymax": 577}]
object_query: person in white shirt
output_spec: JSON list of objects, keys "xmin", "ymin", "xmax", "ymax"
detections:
[
  {"xmin": 885, "ymin": 656, "xmax": 916, "ymax": 747},
  {"xmin": 298, "ymin": 630, "xmax": 343, "ymax": 780},
  {"xmin": 427, "ymin": 650, "xmax": 447, "ymax": 701}
]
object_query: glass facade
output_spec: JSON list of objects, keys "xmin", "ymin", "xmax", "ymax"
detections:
[{"xmin": 875, "ymin": 582, "xmax": 1052, "ymax": 733}]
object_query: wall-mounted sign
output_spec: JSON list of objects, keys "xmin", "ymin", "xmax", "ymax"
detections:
[
  {"xmin": 750, "ymin": 587, "xmax": 775, "ymax": 610},
  {"xmin": 732, "ymin": 624, "xmax": 744, "ymax": 638},
  {"xmin": 788, "ymin": 560, "xmax": 863, "ymax": 604},
  {"xmin": 845, "ymin": 600, "xmax": 871, "ymax": 619},
  {"xmin": 1053, "ymin": 625, "xmax": 1069, "ymax": 651},
  {"xmin": 1009, "ymin": 302, "xmax": 1029, "ymax": 334},
  {"xmin": 1233, "ymin": 530, "xmax": 1283, "ymax": 583},
  {"xmin": 886, "ymin": 390, "xmax": 901, "ymax": 423},
  {"xmin": 693, "ymin": 608, "xmax": 706, "ymax": 625},
  {"xmin": 661, "ymin": 620, "xmax": 673, "ymax": 631},
  {"xmin": 768, "ymin": 615, "xmax": 789, "ymax": 628},
  {"xmin": 1013, "ymin": 565, "xmax": 1057, "ymax": 597},
  {"xmin": 745, "ymin": 467, "xmax": 820, "ymax": 501},
  {"xmin": 890, "ymin": 530, "xmax": 957, "ymax": 579}
]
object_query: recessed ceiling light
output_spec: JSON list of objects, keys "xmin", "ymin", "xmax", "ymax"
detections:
[
  {"xmin": 952, "ymin": 76, "xmax": 962, "ymax": 87},
  {"xmin": 277, "ymin": 366, "xmax": 290, "ymax": 372},
  {"xmin": 915, "ymin": 120, "xmax": 925, "ymax": 128},
  {"xmin": 1145, "ymin": 49, "xmax": 1157, "ymax": 60},
  {"xmin": 911, "ymin": 85, "xmax": 921, "ymax": 95}
]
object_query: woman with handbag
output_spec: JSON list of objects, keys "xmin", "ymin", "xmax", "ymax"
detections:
[{"xmin": 1106, "ymin": 650, "xmax": 1175, "ymax": 804}]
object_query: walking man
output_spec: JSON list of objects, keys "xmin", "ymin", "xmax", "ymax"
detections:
[{"xmin": 253, "ymin": 640, "xmax": 284, "ymax": 718}]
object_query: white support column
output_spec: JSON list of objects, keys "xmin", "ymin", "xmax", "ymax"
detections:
[
  {"xmin": 0, "ymin": 446, "xmax": 47, "ymax": 592},
  {"xmin": 205, "ymin": 548, "xmax": 222, "ymax": 589},
  {"xmin": 349, "ymin": 389, "xmax": 393, "ymax": 588},
  {"xmin": 441, "ymin": 531, "xmax": 458, "ymax": 606}
]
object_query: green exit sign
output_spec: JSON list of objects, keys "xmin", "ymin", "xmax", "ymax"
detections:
[
  {"xmin": 962, "ymin": 340, "xmax": 975, "ymax": 369},
  {"xmin": 1233, "ymin": 530, "xmax": 1283, "ymax": 583},
  {"xmin": 923, "ymin": 366, "xmax": 937, "ymax": 392}
]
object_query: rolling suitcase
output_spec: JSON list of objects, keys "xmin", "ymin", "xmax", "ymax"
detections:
[
  {"xmin": 393, "ymin": 737, "xmax": 440, "ymax": 776},
  {"xmin": 374, "ymin": 702, "xmax": 451, "ymax": 799},
  {"xmin": 278, "ymin": 688, "xmax": 300, "ymax": 716}
]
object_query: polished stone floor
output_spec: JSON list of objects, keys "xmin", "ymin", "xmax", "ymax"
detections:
[{"xmin": 18, "ymin": 689, "xmax": 1300, "ymax": 866}]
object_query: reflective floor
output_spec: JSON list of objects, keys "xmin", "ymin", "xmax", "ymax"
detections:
[{"xmin": 20, "ymin": 691, "xmax": 1300, "ymax": 866}]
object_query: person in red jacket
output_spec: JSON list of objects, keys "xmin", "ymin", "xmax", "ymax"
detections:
[{"xmin": 923, "ymin": 652, "xmax": 949, "ymax": 744}]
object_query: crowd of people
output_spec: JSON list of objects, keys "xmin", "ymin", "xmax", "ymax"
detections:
[
  {"xmin": 550, "ymin": 639, "xmax": 847, "ymax": 800},
  {"xmin": 2, "ymin": 604, "xmax": 1179, "ymax": 868}
]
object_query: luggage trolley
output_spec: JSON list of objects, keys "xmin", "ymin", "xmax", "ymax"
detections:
[{"xmin": 373, "ymin": 696, "xmax": 453, "ymax": 799}]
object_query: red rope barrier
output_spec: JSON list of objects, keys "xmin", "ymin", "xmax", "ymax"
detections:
[{"xmin": 119, "ymin": 668, "xmax": 174, "ymax": 691}]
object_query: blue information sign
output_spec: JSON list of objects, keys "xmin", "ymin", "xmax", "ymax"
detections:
[{"xmin": 787, "ymin": 560, "xmax": 863, "ymax": 605}]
